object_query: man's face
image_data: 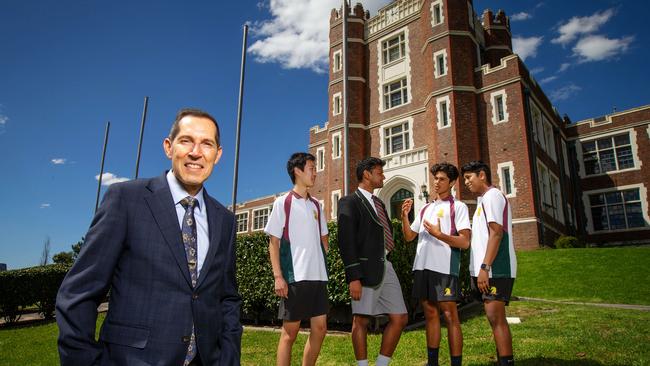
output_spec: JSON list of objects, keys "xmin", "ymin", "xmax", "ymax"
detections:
[
  {"xmin": 463, "ymin": 172, "xmax": 483, "ymax": 193},
  {"xmin": 365, "ymin": 165, "xmax": 385, "ymax": 190},
  {"xmin": 433, "ymin": 171, "xmax": 453, "ymax": 195},
  {"xmin": 295, "ymin": 160, "xmax": 317, "ymax": 188},
  {"xmin": 163, "ymin": 115, "xmax": 222, "ymax": 195}
]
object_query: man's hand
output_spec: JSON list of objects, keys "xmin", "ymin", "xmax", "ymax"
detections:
[
  {"xmin": 401, "ymin": 199, "xmax": 413, "ymax": 218},
  {"xmin": 423, "ymin": 218, "xmax": 442, "ymax": 238},
  {"xmin": 477, "ymin": 269, "xmax": 489, "ymax": 294},
  {"xmin": 274, "ymin": 275, "xmax": 288, "ymax": 298},
  {"xmin": 349, "ymin": 280, "xmax": 362, "ymax": 301}
]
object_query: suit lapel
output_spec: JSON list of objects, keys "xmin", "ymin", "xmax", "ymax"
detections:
[
  {"xmin": 196, "ymin": 189, "xmax": 222, "ymax": 289},
  {"xmin": 355, "ymin": 190, "xmax": 382, "ymax": 227},
  {"xmin": 144, "ymin": 174, "xmax": 192, "ymax": 288}
]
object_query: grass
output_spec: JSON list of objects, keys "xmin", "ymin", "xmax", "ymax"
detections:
[
  {"xmin": 514, "ymin": 247, "xmax": 650, "ymax": 305},
  {"xmin": 2, "ymin": 246, "xmax": 649, "ymax": 365}
]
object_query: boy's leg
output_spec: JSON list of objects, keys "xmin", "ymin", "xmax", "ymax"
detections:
[
  {"xmin": 277, "ymin": 320, "xmax": 301, "ymax": 366},
  {"xmin": 378, "ymin": 312, "xmax": 408, "ymax": 358},
  {"xmin": 484, "ymin": 300, "xmax": 513, "ymax": 361},
  {"xmin": 422, "ymin": 299, "xmax": 442, "ymax": 349},
  {"xmin": 439, "ymin": 301, "xmax": 463, "ymax": 365},
  {"xmin": 302, "ymin": 314, "xmax": 327, "ymax": 366},
  {"xmin": 352, "ymin": 314, "xmax": 370, "ymax": 361}
]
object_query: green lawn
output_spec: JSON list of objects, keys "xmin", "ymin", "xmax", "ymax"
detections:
[
  {"xmin": 514, "ymin": 247, "xmax": 650, "ymax": 305},
  {"xmin": 2, "ymin": 247, "xmax": 649, "ymax": 365}
]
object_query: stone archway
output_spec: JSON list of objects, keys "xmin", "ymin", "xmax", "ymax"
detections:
[{"xmin": 377, "ymin": 175, "xmax": 418, "ymax": 220}]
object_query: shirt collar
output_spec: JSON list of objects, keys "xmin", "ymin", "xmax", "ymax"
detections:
[
  {"xmin": 166, "ymin": 170, "xmax": 205, "ymax": 212},
  {"xmin": 357, "ymin": 187, "xmax": 374, "ymax": 202}
]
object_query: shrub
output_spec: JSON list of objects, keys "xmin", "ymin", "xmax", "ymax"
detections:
[
  {"xmin": 0, "ymin": 264, "xmax": 70, "ymax": 323},
  {"xmin": 554, "ymin": 235, "xmax": 584, "ymax": 249}
]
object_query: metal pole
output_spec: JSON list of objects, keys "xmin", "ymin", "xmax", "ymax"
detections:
[
  {"xmin": 342, "ymin": 0, "xmax": 350, "ymax": 196},
  {"xmin": 231, "ymin": 24, "xmax": 248, "ymax": 213},
  {"xmin": 95, "ymin": 121, "xmax": 110, "ymax": 213},
  {"xmin": 134, "ymin": 96, "xmax": 149, "ymax": 179}
]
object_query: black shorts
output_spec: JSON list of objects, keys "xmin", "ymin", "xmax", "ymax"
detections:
[
  {"xmin": 278, "ymin": 280, "xmax": 328, "ymax": 321},
  {"xmin": 412, "ymin": 270, "xmax": 460, "ymax": 302},
  {"xmin": 471, "ymin": 276, "xmax": 515, "ymax": 305}
]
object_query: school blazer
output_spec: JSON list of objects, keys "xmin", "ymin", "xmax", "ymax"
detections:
[{"xmin": 337, "ymin": 190, "xmax": 392, "ymax": 288}]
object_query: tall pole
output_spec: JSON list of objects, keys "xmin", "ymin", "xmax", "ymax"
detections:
[
  {"xmin": 342, "ymin": 0, "xmax": 350, "ymax": 195},
  {"xmin": 231, "ymin": 24, "xmax": 248, "ymax": 213},
  {"xmin": 95, "ymin": 121, "xmax": 110, "ymax": 213},
  {"xmin": 134, "ymin": 96, "xmax": 149, "ymax": 179}
]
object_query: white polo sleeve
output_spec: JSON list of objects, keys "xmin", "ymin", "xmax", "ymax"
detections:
[
  {"xmin": 264, "ymin": 196, "xmax": 285, "ymax": 239},
  {"xmin": 484, "ymin": 191, "xmax": 505, "ymax": 226},
  {"xmin": 318, "ymin": 200, "xmax": 329, "ymax": 236},
  {"xmin": 454, "ymin": 202, "xmax": 471, "ymax": 231}
]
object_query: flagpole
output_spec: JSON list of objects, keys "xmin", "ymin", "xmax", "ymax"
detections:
[
  {"xmin": 134, "ymin": 96, "xmax": 149, "ymax": 179},
  {"xmin": 95, "ymin": 121, "xmax": 110, "ymax": 213},
  {"xmin": 231, "ymin": 24, "xmax": 249, "ymax": 213}
]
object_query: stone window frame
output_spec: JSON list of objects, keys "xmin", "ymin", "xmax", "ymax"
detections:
[
  {"xmin": 235, "ymin": 211, "xmax": 249, "ymax": 234},
  {"xmin": 490, "ymin": 89, "xmax": 509, "ymax": 125},
  {"xmin": 379, "ymin": 118, "xmax": 414, "ymax": 158},
  {"xmin": 252, "ymin": 207, "xmax": 270, "ymax": 232},
  {"xmin": 497, "ymin": 161, "xmax": 517, "ymax": 198},
  {"xmin": 332, "ymin": 49, "xmax": 342, "ymax": 73},
  {"xmin": 582, "ymin": 183, "xmax": 649, "ymax": 234},
  {"xmin": 436, "ymin": 95, "xmax": 452, "ymax": 130},
  {"xmin": 433, "ymin": 49, "xmax": 448, "ymax": 78},
  {"xmin": 332, "ymin": 92, "xmax": 342, "ymax": 116},
  {"xmin": 381, "ymin": 32, "xmax": 406, "ymax": 65},
  {"xmin": 331, "ymin": 190, "xmax": 342, "ymax": 220},
  {"xmin": 431, "ymin": 0, "xmax": 445, "ymax": 27},
  {"xmin": 382, "ymin": 77, "xmax": 409, "ymax": 110},
  {"xmin": 577, "ymin": 129, "xmax": 640, "ymax": 178},
  {"xmin": 316, "ymin": 146, "xmax": 325, "ymax": 172}
]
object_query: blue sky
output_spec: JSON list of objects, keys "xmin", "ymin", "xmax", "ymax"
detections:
[{"xmin": 1, "ymin": 0, "xmax": 648, "ymax": 269}]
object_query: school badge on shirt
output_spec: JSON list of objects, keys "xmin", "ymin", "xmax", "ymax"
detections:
[
  {"xmin": 313, "ymin": 209, "xmax": 318, "ymax": 221},
  {"xmin": 437, "ymin": 208, "xmax": 444, "ymax": 218}
]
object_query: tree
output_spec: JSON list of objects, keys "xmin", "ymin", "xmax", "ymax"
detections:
[
  {"xmin": 52, "ymin": 237, "xmax": 85, "ymax": 266},
  {"xmin": 39, "ymin": 236, "xmax": 51, "ymax": 266}
]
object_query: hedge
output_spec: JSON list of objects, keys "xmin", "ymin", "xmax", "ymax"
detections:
[
  {"xmin": 236, "ymin": 220, "xmax": 472, "ymax": 323},
  {"xmin": 0, "ymin": 263, "xmax": 70, "ymax": 323},
  {"xmin": 554, "ymin": 235, "xmax": 585, "ymax": 249}
]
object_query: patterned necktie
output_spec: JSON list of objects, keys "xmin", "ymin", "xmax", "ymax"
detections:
[
  {"xmin": 180, "ymin": 196, "xmax": 198, "ymax": 366},
  {"xmin": 371, "ymin": 195, "xmax": 394, "ymax": 252}
]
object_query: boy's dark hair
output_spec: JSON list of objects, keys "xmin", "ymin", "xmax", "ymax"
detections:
[
  {"xmin": 356, "ymin": 157, "xmax": 385, "ymax": 182},
  {"xmin": 460, "ymin": 160, "xmax": 492, "ymax": 184},
  {"xmin": 169, "ymin": 108, "xmax": 221, "ymax": 146},
  {"xmin": 287, "ymin": 152, "xmax": 316, "ymax": 184},
  {"xmin": 430, "ymin": 162, "xmax": 459, "ymax": 182}
]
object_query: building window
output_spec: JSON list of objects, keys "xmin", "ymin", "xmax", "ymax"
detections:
[
  {"xmin": 562, "ymin": 140, "xmax": 571, "ymax": 175},
  {"xmin": 431, "ymin": 0, "xmax": 444, "ymax": 26},
  {"xmin": 252, "ymin": 208, "xmax": 270, "ymax": 231},
  {"xmin": 490, "ymin": 90, "xmax": 509, "ymax": 124},
  {"xmin": 236, "ymin": 212, "xmax": 249, "ymax": 233},
  {"xmin": 331, "ymin": 132, "xmax": 342, "ymax": 159},
  {"xmin": 383, "ymin": 78, "xmax": 408, "ymax": 110},
  {"xmin": 332, "ymin": 92, "xmax": 342, "ymax": 116},
  {"xmin": 316, "ymin": 146, "xmax": 325, "ymax": 172},
  {"xmin": 550, "ymin": 174, "xmax": 563, "ymax": 222},
  {"xmin": 383, "ymin": 121, "xmax": 410, "ymax": 155},
  {"xmin": 543, "ymin": 117, "xmax": 556, "ymax": 161},
  {"xmin": 497, "ymin": 161, "xmax": 516, "ymax": 197},
  {"xmin": 332, "ymin": 49, "xmax": 342, "ymax": 72},
  {"xmin": 331, "ymin": 190, "xmax": 341, "ymax": 220},
  {"xmin": 433, "ymin": 49, "xmax": 447, "ymax": 78},
  {"xmin": 436, "ymin": 96, "xmax": 451, "ymax": 129},
  {"xmin": 582, "ymin": 133, "xmax": 634, "ymax": 175},
  {"xmin": 382, "ymin": 33, "xmax": 405, "ymax": 64},
  {"xmin": 589, "ymin": 189, "xmax": 645, "ymax": 231},
  {"xmin": 537, "ymin": 162, "xmax": 552, "ymax": 214}
]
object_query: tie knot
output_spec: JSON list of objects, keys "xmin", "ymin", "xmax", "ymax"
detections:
[
  {"xmin": 180, "ymin": 196, "xmax": 197, "ymax": 210},
  {"xmin": 371, "ymin": 195, "xmax": 381, "ymax": 204}
]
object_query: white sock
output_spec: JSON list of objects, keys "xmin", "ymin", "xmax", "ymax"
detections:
[
  {"xmin": 376, "ymin": 354, "xmax": 391, "ymax": 366},
  {"xmin": 356, "ymin": 360, "xmax": 369, "ymax": 366}
]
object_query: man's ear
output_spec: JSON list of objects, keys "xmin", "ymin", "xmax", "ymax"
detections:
[{"xmin": 163, "ymin": 138, "xmax": 172, "ymax": 159}]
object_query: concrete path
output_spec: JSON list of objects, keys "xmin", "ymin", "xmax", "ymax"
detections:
[{"xmin": 517, "ymin": 296, "xmax": 650, "ymax": 311}]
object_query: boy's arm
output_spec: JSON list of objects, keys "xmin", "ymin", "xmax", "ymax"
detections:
[{"xmin": 268, "ymin": 235, "xmax": 288, "ymax": 298}]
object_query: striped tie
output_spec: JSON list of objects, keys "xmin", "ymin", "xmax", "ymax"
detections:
[
  {"xmin": 371, "ymin": 195, "xmax": 394, "ymax": 252},
  {"xmin": 180, "ymin": 196, "xmax": 198, "ymax": 366}
]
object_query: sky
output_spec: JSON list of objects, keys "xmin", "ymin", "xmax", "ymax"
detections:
[{"xmin": 1, "ymin": 0, "xmax": 648, "ymax": 269}]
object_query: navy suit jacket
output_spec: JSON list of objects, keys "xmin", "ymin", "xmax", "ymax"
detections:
[{"xmin": 56, "ymin": 173, "xmax": 242, "ymax": 365}]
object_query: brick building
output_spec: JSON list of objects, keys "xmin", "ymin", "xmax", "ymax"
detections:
[{"xmin": 233, "ymin": 0, "xmax": 650, "ymax": 248}]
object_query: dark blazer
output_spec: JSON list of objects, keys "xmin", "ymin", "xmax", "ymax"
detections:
[
  {"xmin": 56, "ymin": 173, "xmax": 242, "ymax": 366},
  {"xmin": 337, "ymin": 190, "xmax": 392, "ymax": 288}
]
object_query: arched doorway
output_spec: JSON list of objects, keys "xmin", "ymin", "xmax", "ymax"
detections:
[{"xmin": 390, "ymin": 188, "xmax": 414, "ymax": 221}]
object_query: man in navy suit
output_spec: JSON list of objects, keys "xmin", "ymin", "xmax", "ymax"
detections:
[{"xmin": 56, "ymin": 109, "xmax": 242, "ymax": 365}]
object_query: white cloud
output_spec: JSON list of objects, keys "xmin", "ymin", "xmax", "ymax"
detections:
[
  {"xmin": 95, "ymin": 172, "xmax": 129, "ymax": 186},
  {"xmin": 550, "ymin": 83, "xmax": 582, "ymax": 101},
  {"xmin": 0, "ymin": 115, "xmax": 7, "ymax": 125},
  {"xmin": 51, "ymin": 158, "xmax": 67, "ymax": 165},
  {"xmin": 248, "ymin": 0, "xmax": 390, "ymax": 73},
  {"xmin": 40, "ymin": 203, "xmax": 51, "ymax": 209},
  {"xmin": 512, "ymin": 36, "xmax": 543, "ymax": 61},
  {"xmin": 552, "ymin": 9, "xmax": 615, "ymax": 46},
  {"xmin": 510, "ymin": 12, "xmax": 531, "ymax": 21},
  {"xmin": 558, "ymin": 62, "xmax": 571, "ymax": 72},
  {"xmin": 529, "ymin": 66, "xmax": 545, "ymax": 74},
  {"xmin": 572, "ymin": 34, "xmax": 633, "ymax": 62},
  {"xmin": 540, "ymin": 76, "xmax": 557, "ymax": 84}
]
